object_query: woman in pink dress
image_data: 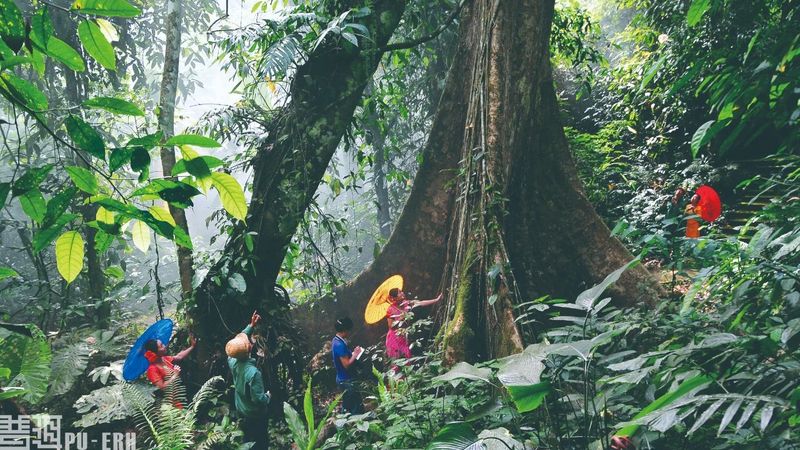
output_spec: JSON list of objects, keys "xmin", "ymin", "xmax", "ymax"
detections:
[{"xmin": 385, "ymin": 288, "xmax": 443, "ymax": 359}]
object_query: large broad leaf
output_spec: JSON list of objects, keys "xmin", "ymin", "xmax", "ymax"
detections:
[
  {"xmin": 497, "ymin": 352, "xmax": 545, "ymax": 386},
  {"xmin": 690, "ymin": 120, "xmax": 721, "ymax": 158},
  {"xmin": 211, "ymin": 172, "xmax": 247, "ymax": 221},
  {"xmin": 132, "ymin": 179, "xmax": 200, "ymax": 208},
  {"xmin": 0, "ymin": 266, "xmax": 18, "ymax": 281},
  {"xmin": 148, "ymin": 205, "xmax": 176, "ymax": 226},
  {"xmin": 506, "ymin": 381, "xmax": 551, "ymax": 413},
  {"xmin": 30, "ymin": 7, "xmax": 54, "ymax": 50},
  {"xmin": 173, "ymin": 226, "xmax": 192, "ymax": 249},
  {"xmin": 164, "ymin": 134, "xmax": 222, "ymax": 148},
  {"xmin": 55, "ymin": 231, "xmax": 85, "ymax": 283},
  {"xmin": 94, "ymin": 197, "xmax": 175, "ymax": 240},
  {"xmin": 575, "ymin": 260, "xmax": 637, "ymax": 310},
  {"xmin": 46, "ymin": 36, "xmax": 85, "ymax": 72},
  {"xmin": 42, "ymin": 187, "xmax": 77, "ymax": 228},
  {"xmin": 0, "ymin": 72, "xmax": 49, "ymax": 113},
  {"xmin": 65, "ymin": 115, "xmax": 105, "ymax": 159},
  {"xmin": 0, "ymin": 387, "xmax": 26, "ymax": 401},
  {"xmin": 19, "ymin": 189, "xmax": 46, "ymax": 223},
  {"xmin": 65, "ymin": 165, "xmax": 99, "ymax": 194},
  {"xmin": 177, "ymin": 146, "xmax": 213, "ymax": 189},
  {"xmin": 639, "ymin": 54, "xmax": 667, "ymax": 92},
  {"xmin": 130, "ymin": 146, "xmax": 150, "ymax": 181},
  {"xmin": 172, "ymin": 155, "xmax": 224, "ymax": 176},
  {"xmin": 127, "ymin": 131, "xmax": 163, "ymax": 149},
  {"xmin": 95, "ymin": 18, "xmax": 118, "ymax": 42},
  {"xmin": 78, "ymin": 20, "xmax": 115, "ymax": 70},
  {"xmin": 283, "ymin": 402, "xmax": 309, "ymax": 449},
  {"xmin": 477, "ymin": 428, "xmax": 524, "ymax": 450},
  {"xmin": 0, "ymin": 323, "xmax": 52, "ymax": 403},
  {"xmin": 0, "ymin": 0, "xmax": 26, "ymax": 52},
  {"xmin": 130, "ymin": 220, "xmax": 150, "ymax": 253},
  {"xmin": 92, "ymin": 206, "xmax": 120, "ymax": 231},
  {"xmin": 108, "ymin": 147, "xmax": 132, "ymax": 172},
  {"xmin": 434, "ymin": 362, "xmax": 492, "ymax": 384},
  {"xmin": 11, "ymin": 164, "xmax": 53, "ymax": 197},
  {"xmin": 426, "ymin": 422, "xmax": 484, "ymax": 450},
  {"xmin": 33, "ymin": 214, "xmax": 78, "ymax": 253},
  {"xmin": 29, "ymin": 48, "xmax": 45, "ymax": 76},
  {"xmin": 228, "ymin": 272, "xmax": 246, "ymax": 293},
  {"xmin": 0, "ymin": 54, "xmax": 31, "ymax": 71},
  {"xmin": 71, "ymin": 0, "xmax": 141, "ymax": 17},
  {"xmin": 94, "ymin": 229, "xmax": 115, "ymax": 253},
  {"xmin": 303, "ymin": 378, "xmax": 314, "ymax": 438},
  {"xmin": 185, "ymin": 156, "xmax": 212, "ymax": 180},
  {"xmin": 697, "ymin": 333, "xmax": 737, "ymax": 348},
  {"xmin": 83, "ymin": 96, "xmax": 143, "ymax": 116},
  {"xmin": 687, "ymin": 0, "xmax": 711, "ymax": 27}
]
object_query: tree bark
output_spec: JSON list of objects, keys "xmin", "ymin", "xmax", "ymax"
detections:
[
  {"xmin": 364, "ymin": 105, "xmax": 392, "ymax": 238},
  {"xmin": 292, "ymin": 4, "xmax": 477, "ymax": 348},
  {"xmin": 294, "ymin": 0, "xmax": 661, "ymax": 358},
  {"xmin": 442, "ymin": 0, "xmax": 661, "ymax": 362},
  {"xmin": 188, "ymin": 0, "xmax": 407, "ymax": 398},
  {"xmin": 157, "ymin": 0, "xmax": 194, "ymax": 299}
]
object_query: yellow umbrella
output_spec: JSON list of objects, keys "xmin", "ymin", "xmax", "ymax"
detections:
[{"xmin": 364, "ymin": 275, "xmax": 404, "ymax": 324}]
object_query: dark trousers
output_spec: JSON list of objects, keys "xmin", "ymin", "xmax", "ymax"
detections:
[
  {"xmin": 338, "ymin": 381, "xmax": 362, "ymax": 414},
  {"xmin": 242, "ymin": 414, "xmax": 269, "ymax": 450}
]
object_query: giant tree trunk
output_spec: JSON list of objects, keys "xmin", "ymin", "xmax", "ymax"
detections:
[
  {"xmin": 294, "ymin": 0, "xmax": 660, "ymax": 357},
  {"xmin": 188, "ymin": 0, "xmax": 407, "ymax": 400},
  {"xmin": 292, "ymin": 7, "xmax": 476, "ymax": 347},
  {"xmin": 157, "ymin": 0, "xmax": 194, "ymax": 299}
]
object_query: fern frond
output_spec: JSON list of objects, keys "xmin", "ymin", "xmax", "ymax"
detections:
[
  {"xmin": 624, "ymin": 392, "xmax": 790, "ymax": 435},
  {"xmin": 190, "ymin": 376, "xmax": 227, "ymax": 414},
  {"xmin": 154, "ymin": 404, "xmax": 194, "ymax": 450},
  {"xmin": 163, "ymin": 373, "xmax": 188, "ymax": 409},
  {"xmin": 259, "ymin": 32, "xmax": 304, "ymax": 81},
  {"xmin": 122, "ymin": 382, "xmax": 160, "ymax": 447}
]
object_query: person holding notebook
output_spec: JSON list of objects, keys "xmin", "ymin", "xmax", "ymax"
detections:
[{"xmin": 331, "ymin": 317, "xmax": 364, "ymax": 414}]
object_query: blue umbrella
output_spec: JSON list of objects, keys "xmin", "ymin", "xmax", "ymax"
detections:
[{"xmin": 123, "ymin": 319, "xmax": 174, "ymax": 381}]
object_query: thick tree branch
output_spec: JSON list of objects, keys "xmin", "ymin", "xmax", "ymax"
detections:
[{"xmin": 381, "ymin": 0, "xmax": 468, "ymax": 52}]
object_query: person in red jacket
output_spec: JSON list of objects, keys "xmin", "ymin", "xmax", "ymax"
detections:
[{"xmin": 143, "ymin": 335, "xmax": 196, "ymax": 391}]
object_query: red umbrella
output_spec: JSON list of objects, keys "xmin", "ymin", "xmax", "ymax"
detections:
[{"xmin": 696, "ymin": 185, "xmax": 721, "ymax": 222}]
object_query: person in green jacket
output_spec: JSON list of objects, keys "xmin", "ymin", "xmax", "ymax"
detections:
[{"xmin": 226, "ymin": 311, "xmax": 271, "ymax": 450}]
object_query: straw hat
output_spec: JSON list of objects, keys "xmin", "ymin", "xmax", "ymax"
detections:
[{"xmin": 225, "ymin": 333, "xmax": 251, "ymax": 359}]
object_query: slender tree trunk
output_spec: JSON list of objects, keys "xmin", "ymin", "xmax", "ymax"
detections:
[
  {"xmin": 157, "ymin": 0, "xmax": 194, "ymax": 299},
  {"xmin": 294, "ymin": 0, "xmax": 661, "ymax": 358},
  {"xmin": 365, "ymin": 106, "xmax": 392, "ymax": 238},
  {"xmin": 54, "ymin": 10, "xmax": 107, "ymax": 326},
  {"xmin": 188, "ymin": 0, "xmax": 407, "ymax": 398}
]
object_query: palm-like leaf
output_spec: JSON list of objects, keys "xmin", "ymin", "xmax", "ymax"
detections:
[{"xmin": 0, "ymin": 323, "xmax": 52, "ymax": 403}]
